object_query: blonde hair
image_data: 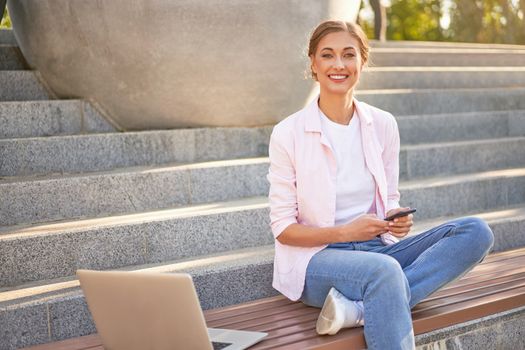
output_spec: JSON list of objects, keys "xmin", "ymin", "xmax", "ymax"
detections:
[{"xmin": 308, "ymin": 20, "xmax": 370, "ymax": 80}]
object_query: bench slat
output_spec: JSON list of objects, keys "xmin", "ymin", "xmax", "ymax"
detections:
[
  {"xmin": 414, "ymin": 280, "xmax": 525, "ymax": 314},
  {"xmin": 480, "ymin": 247, "xmax": 525, "ymax": 262},
  {"xmin": 22, "ymin": 334, "xmax": 102, "ymax": 350},
  {"xmin": 422, "ymin": 273, "xmax": 525, "ymax": 301},
  {"xmin": 207, "ymin": 300, "xmax": 307, "ymax": 326},
  {"xmin": 248, "ymin": 314, "xmax": 318, "ymax": 333},
  {"xmin": 204, "ymin": 296, "xmax": 288, "ymax": 320},
  {"xmin": 413, "ymin": 285, "xmax": 525, "ymax": 334},
  {"xmin": 211, "ymin": 307, "xmax": 319, "ymax": 330},
  {"xmin": 439, "ymin": 256, "xmax": 525, "ymax": 286},
  {"xmin": 251, "ymin": 326, "xmax": 366, "ymax": 350},
  {"xmin": 230, "ymin": 311, "xmax": 319, "ymax": 333},
  {"xmin": 458, "ymin": 254, "xmax": 525, "ymax": 275}
]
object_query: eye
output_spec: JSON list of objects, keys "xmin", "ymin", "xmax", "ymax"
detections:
[
  {"xmin": 321, "ymin": 53, "xmax": 333, "ymax": 58},
  {"xmin": 344, "ymin": 53, "xmax": 355, "ymax": 58}
]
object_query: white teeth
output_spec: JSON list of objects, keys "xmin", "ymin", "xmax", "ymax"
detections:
[{"xmin": 330, "ymin": 75, "xmax": 347, "ymax": 79}]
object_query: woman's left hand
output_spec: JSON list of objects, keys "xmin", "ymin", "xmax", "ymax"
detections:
[{"xmin": 385, "ymin": 207, "xmax": 414, "ymax": 238}]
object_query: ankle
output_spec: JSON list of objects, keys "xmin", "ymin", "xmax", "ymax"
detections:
[
  {"xmin": 355, "ymin": 301, "xmax": 364, "ymax": 326},
  {"xmin": 341, "ymin": 299, "xmax": 364, "ymax": 327}
]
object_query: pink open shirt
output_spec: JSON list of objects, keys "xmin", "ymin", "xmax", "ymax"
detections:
[{"xmin": 267, "ymin": 96, "xmax": 401, "ymax": 301}]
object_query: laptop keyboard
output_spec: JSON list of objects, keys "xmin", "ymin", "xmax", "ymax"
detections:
[{"xmin": 212, "ymin": 341, "xmax": 233, "ymax": 350}]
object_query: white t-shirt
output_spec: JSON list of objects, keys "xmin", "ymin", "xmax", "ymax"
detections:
[{"xmin": 319, "ymin": 108, "xmax": 376, "ymax": 226}]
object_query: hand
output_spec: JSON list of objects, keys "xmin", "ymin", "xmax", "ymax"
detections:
[
  {"xmin": 385, "ymin": 207, "xmax": 414, "ymax": 238},
  {"xmin": 340, "ymin": 214, "xmax": 391, "ymax": 242}
]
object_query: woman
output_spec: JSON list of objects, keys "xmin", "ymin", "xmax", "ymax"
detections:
[{"xmin": 267, "ymin": 20, "xmax": 494, "ymax": 350}]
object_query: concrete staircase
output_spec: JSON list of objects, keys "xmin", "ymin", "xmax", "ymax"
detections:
[{"xmin": 1, "ymin": 28, "xmax": 525, "ymax": 349}]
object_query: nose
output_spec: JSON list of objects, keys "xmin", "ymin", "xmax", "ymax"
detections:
[{"xmin": 334, "ymin": 56, "xmax": 344, "ymax": 69}]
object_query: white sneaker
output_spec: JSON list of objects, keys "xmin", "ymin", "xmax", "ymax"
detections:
[{"xmin": 316, "ymin": 287, "xmax": 364, "ymax": 335}]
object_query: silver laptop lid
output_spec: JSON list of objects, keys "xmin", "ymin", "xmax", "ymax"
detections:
[{"xmin": 77, "ymin": 270, "xmax": 213, "ymax": 350}]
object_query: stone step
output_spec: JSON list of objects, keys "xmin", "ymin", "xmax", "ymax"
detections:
[
  {"xmin": 400, "ymin": 168, "xmax": 525, "ymax": 221},
  {"xmin": 396, "ymin": 110, "xmax": 525, "ymax": 144},
  {"xmin": 1, "ymin": 167, "xmax": 525, "ymax": 287},
  {"xmin": 370, "ymin": 48, "xmax": 525, "ymax": 66},
  {"xmin": 0, "ymin": 158, "xmax": 270, "ymax": 227},
  {"xmin": 400, "ymin": 137, "xmax": 525, "ymax": 180},
  {"xmin": 0, "ymin": 29, "xmax": 16, "ymax": 45},
  {"xmin": 2, "ymin": 139, "xmax": 525, "ymax": 227},
  {"xmin": 1, "ymin": 206, "xmax": 524, "ymax": 349},
  {"xmin": 1, "ymin": 107, "xmax": 524, "ymax": 177},
  {"xmin": 0, "ymin": 100, "xmax": 115, "ymax": 139},
  {"xmin": 359, "ymin": 67, "xmax": 525, "ymax": 90},
  {"xmin": 370, "ymin": 40, "xmax": 525, "ymax": 50},
  {"xmin": 0, "ymin": 45, "xmax": 25, "ymax": 70},
  {"xmin": 0, "ymin": 197, "xmax": 273, "ymax": 288},
  {"xmin": 411, "ymin": 206, "xmax": 525, "ymax": 253},
  {"xmin": 0, "ymin": 71, "xmax": 49, "ymax": 100},
  {"xmin": 355, "ymin": 87, "xmax": 525, "ymax": 116},
  {"xmin": 1, "ymin": 101, "xmax": 521, "ymax": 144},
  {"xmin": 0, "ymin": 126, "xmax": 273, "ymax": 176}
]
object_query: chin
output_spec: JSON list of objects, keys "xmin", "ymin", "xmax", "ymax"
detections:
[
  {"xmin": 319, "ymin": 81, "xmax": 357, "ymax": 96},
  {"xmin": 323, "ymin": 86, "xmax": 353, "ymax": 96}
]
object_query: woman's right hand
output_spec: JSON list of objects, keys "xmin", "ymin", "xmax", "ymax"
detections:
[
  {"xmin": 339, "ymin": 214, "xmax": 390, "ymax": 242},
  {"xmin": 276, "ymin": 214, "xmax": 391, "ymax": 247}
]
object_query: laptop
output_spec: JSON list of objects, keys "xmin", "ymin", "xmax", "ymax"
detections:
[{"xmin": 77, "ymin": 270, "xmax": 267, "ymax": 350}]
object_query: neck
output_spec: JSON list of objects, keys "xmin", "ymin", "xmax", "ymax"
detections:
[{"xmin": 318, "ymin": 90, "xmax": 355, "ymax": 125}]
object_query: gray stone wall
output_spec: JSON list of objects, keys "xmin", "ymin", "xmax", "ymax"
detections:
[{"xmin": 416, "ymin": 306, "xmax": 525, "ymax": 350}]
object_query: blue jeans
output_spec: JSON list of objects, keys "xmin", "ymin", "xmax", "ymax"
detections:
[{"xmin": 300, "ymin": 217, "xmax": 494, "ymax": 350}]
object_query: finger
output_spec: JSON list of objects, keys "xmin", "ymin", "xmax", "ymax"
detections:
[
  {"xmin": 388, "ymin": 223, "xmax": 412, "ymax": 232},
  {"xmin": 393, "ymin": 214, "xmax": 413, "ymax": 223},
  {"xmin": 372, "ymin": 218, "xmax": 391, "ymax": 227},
  {"xmin": 389, "ymin": 229, "xmax": 410, "ymax": 237},
  {"xmin": 389, "ymin": 221, "xmax": 413, "ymax": 229},
  {"xmin": 378, "ymin": 224, "xmax": 392, "ymax": 231},
  {"xmin": 389, "ymin": 227, "xmax": 411, "ymax": 235},
  {"xmin": 389, "ymin": 223, "xmax": 410, "ymax": 231},
  {"xmin": 375, "ymin": 229, "xmax": 389, "ymax": 236}
]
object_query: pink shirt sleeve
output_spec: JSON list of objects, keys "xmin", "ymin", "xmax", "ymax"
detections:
[
  {"xmin": 267, "ymin": 126, "xmax": 299, "ymax": 239},
  {"xmin": 383, "ymin": 115, "xmax": 401, "ymax": 213}
]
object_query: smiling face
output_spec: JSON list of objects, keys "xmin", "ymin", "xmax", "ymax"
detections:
[{"xmin": 310, "ymin": 31, "xmax": 363, "ymax": 96}]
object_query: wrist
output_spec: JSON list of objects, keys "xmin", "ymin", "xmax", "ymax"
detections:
[{"xmin": 333, "ymin": 224, "xmax": 352, "ymax": 243}]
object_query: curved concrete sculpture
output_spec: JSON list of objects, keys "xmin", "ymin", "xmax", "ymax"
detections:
[{"xmin": 8, "ymin": 0, "xmax": 359, "ymax": 129}]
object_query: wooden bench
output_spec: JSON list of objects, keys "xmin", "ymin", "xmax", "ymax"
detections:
[{"xmin": 24, "ymin": 247, "xmax": 525, "ymax": 350}]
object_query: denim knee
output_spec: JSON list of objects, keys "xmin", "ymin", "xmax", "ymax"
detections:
[
  {"xmin": 368, "ymin": 255, "xmax": 410, "ymax": 301},
  {"xmin": 462, "ymin": 217, "xmax": 494, "ymax": 253}
]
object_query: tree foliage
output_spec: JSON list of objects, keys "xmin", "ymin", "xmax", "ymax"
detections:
[
  {"xmin": 360, "ymin": 0, "xmax": 525, "ymax": 44},
  {"xmin": 1, "ymin": 7, "xmax": 11, "ymax": 29},
  {"xmin": 387, "ymin": 0, "xmax": 444, "ymax": 41},
  {"xmin": 357, "ymin": 0, "xmax": 376, "ymax": 40},
  {"xmin": 448, "ymin": 0, "xmax": 525, "ymax": 44}
]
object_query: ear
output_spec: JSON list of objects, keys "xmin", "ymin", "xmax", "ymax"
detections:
[
  {"xmin": 310, "ymin": 55, "xmax": 317, "ymax": 75},
  {"xmin": 358, "ymin": 57, "xmax": 366, "ymax": 73}
]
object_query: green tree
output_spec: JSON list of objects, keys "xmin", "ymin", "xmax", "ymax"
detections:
[
  {"xmin": 1, "ymin": 7, "xmax": 11, "ymax": 29},
  {"xmin": 360, "ymin": 0, "xmax": 525, "ymax": 44},
  {"xmin": 387, "ymin": 0, "xmax": 445, "ymax": 41},
  {"xmin": 357, "ymin": 0, "xmax": 375, "ymax": 40},
  {"xmin": 448, "ymin": 0, "xmax": 525, "ymax": 44}
]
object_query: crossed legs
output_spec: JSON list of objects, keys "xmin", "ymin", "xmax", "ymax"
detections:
[{"xmin": 300, "ymin": 217, "xmax": 494, "ymax": 350}]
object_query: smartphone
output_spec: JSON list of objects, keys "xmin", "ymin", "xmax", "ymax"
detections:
[{"xmin": 384, "ymin": 208, "xmax": 417, "ymax": 221}]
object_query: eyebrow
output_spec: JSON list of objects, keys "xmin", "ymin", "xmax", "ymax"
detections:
[{"xmin": 320, "ymin": 47, "xmax": 357, "ymax": 52}]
